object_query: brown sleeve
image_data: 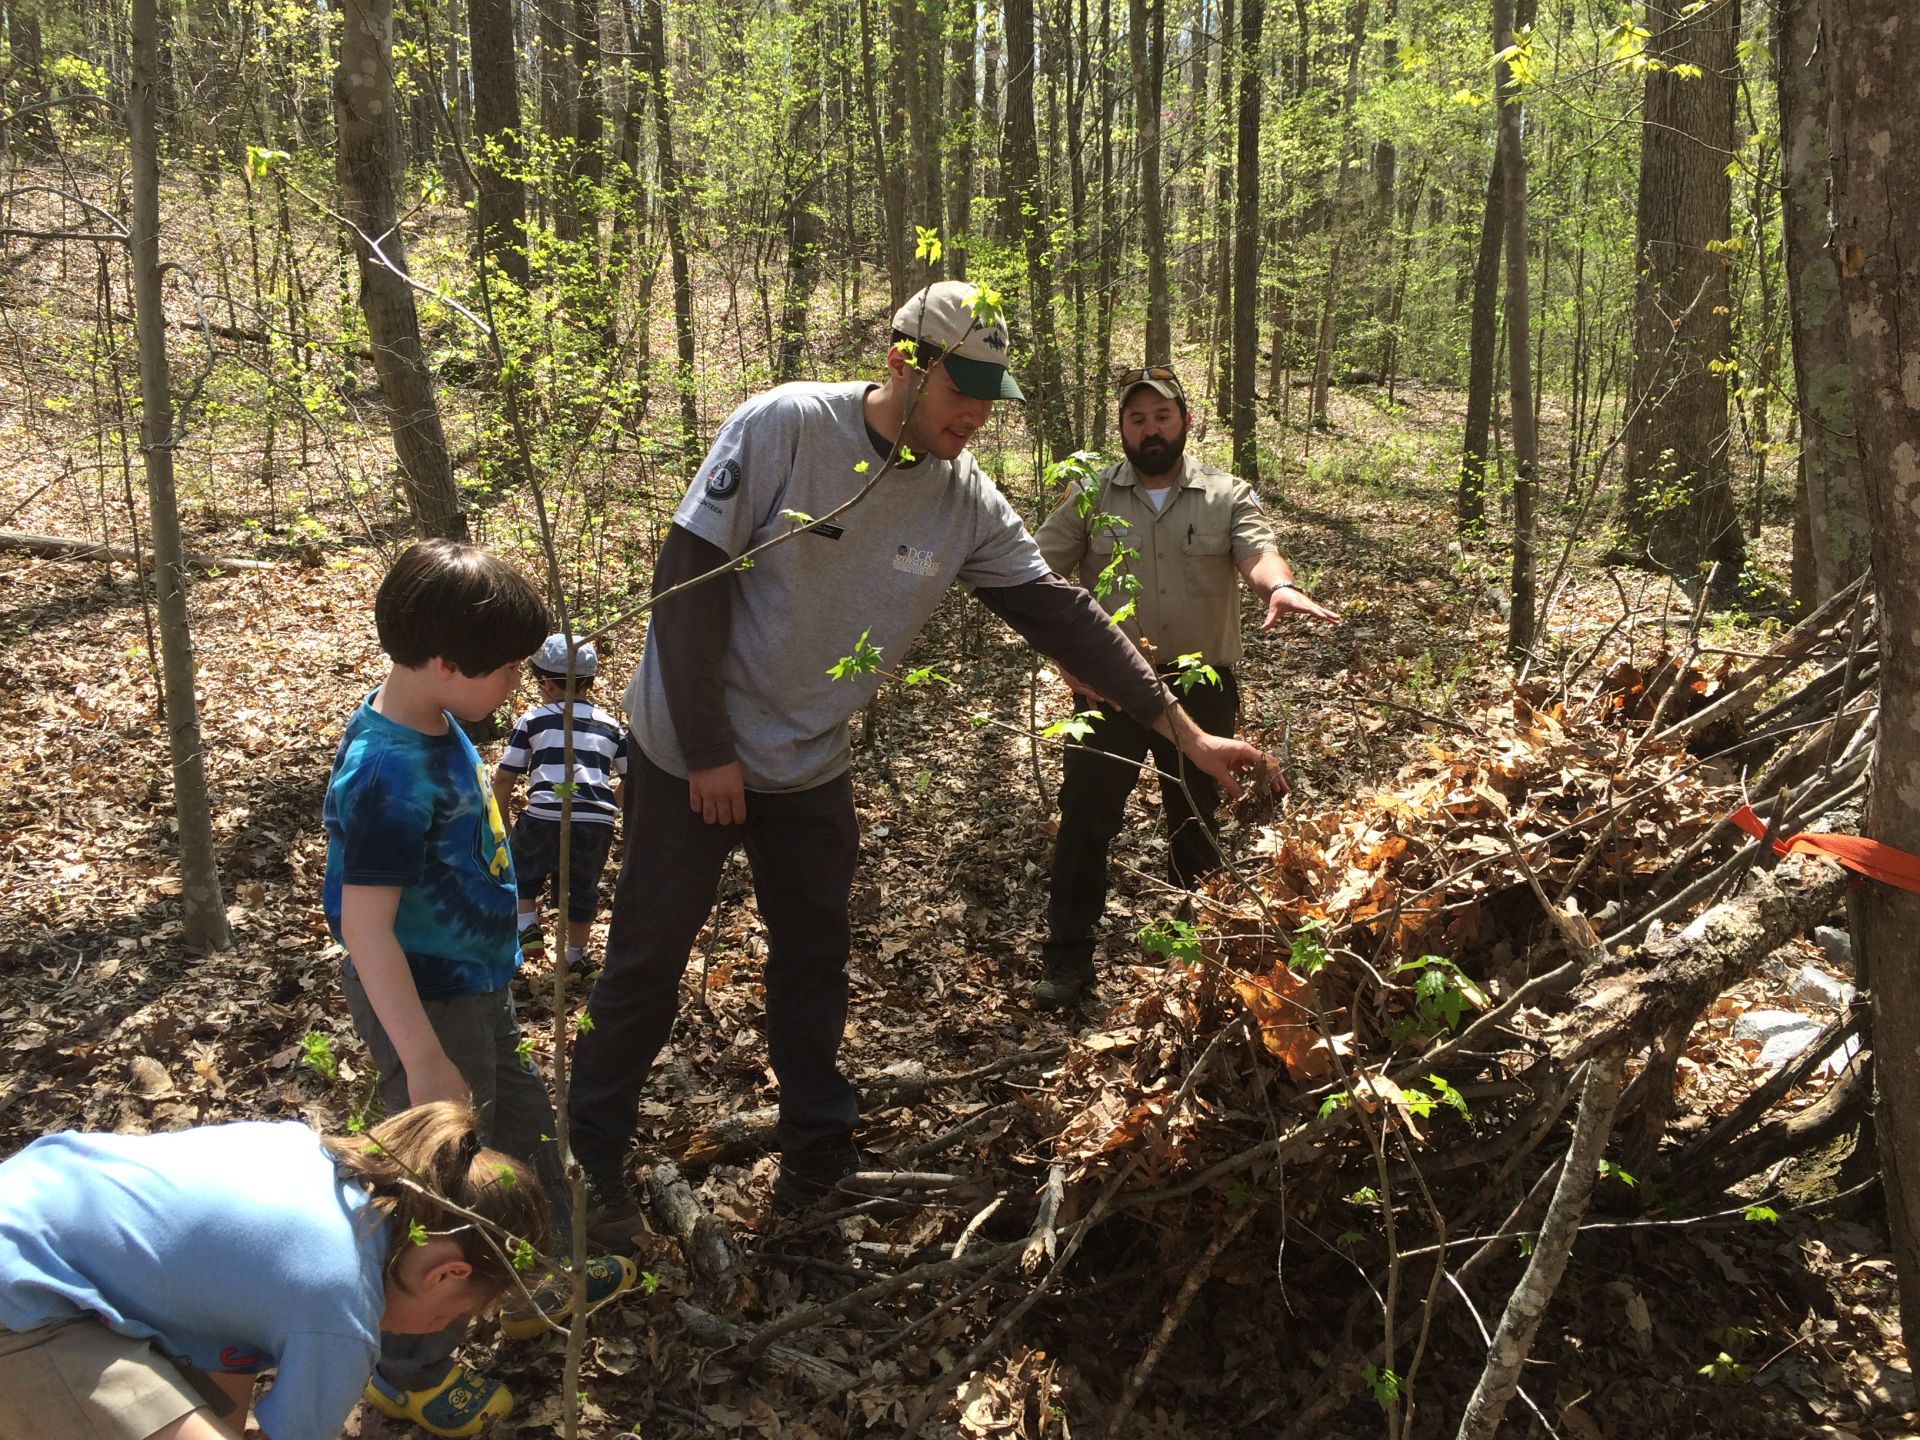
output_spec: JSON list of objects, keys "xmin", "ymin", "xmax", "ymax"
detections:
[
  {"xmin": 652, "ymin": 524, "xmax": 739, "ymax": 770},
  {"xmin": 973, "ymin": 575, "xmax": 1174, "ymax": 726}
]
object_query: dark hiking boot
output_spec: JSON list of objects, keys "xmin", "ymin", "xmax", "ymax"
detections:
[
  {"xmin": 583, "ymin": 1172, "xmax": 645, "ymax": 1252},
  {"xmin": 773, "ymin": 1135, "xmax": 862, "ymax": 1211},
  {"xmin": 1033, "ymin": 957, "xmax": 1097, "ymax": 1011}
]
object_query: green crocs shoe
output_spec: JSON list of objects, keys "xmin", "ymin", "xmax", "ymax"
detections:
[
  {"xmin": 498, "ymin": 1251, "xmax": 639, "ymax": 1340},
  {"xmin": 363, "ymin": 1361, "xmax": 510, "ymax": 1438},
  {"xmin": 517, "ymin": 924, "xmax": 547, "ymax": 967}
]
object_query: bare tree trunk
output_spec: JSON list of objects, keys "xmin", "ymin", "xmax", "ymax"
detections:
[
  {"xmin": 1003, "ymin": 0, "xmax": 1074, "ymax": 459},
  {"xmin": 860, "ymin": 0, "xmax": 908, "ymax": 302},
  {"xmin": 573, "ymin": 0, "xmax": 605, "ymax": 259},
  {"xmin": 1459, "ymin": 146, "xmax": 1502, "ymax": 527},
  {"xmin": 467, "ymin": 0, "xmax": 529, "ymax": 286},
  {"xmin": 1829, "ymin": 0, "xmax": 1920, "ymax": 1346},
  {"xmin": 776, "ymin": 0, "xmax": 825, "ymax": 380},
  {"xmin": 1229, "ymin": 0, "xmax": 1263, "ymax": 481},
  {"xmin": 1621, "ymin": 0, "xmax": 1745, "ymax": 583},
  {"xmin": 947, "ymin": 0, "xmax": 979, "ymax": 278},
  {"xmin": 642, "ymin": 0, "xmax": 701, "ymax": 458},
  {"xmin": 130, "ymin": 0, "xmax": 230, "ymax": 954},
  {"xmin": 1131, "ymin": 0, "xmax": 1169, "ymax": 360},
  {"xmin": 336, "ymin": 0, "xmax": 467, "ymax": 539},
  {"xmin": 539, "ymin": 0, "xmax": 578, "ymax": 241},
  {"xmin": 1209, "ymin": 0, "xmax": 1235, "ymax": 422},
  {"xmin": 1778, "ymin": 0, "xmax": 1867, "ymax": 602},
  {"xmin": 1497, "ymin": 0, "xmax": 1536, "ymax": 660}
]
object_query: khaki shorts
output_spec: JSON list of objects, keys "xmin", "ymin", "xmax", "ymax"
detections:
[{"xmin": 0, "ymin": 1319, "xmax": 208, "ymax": 1440}]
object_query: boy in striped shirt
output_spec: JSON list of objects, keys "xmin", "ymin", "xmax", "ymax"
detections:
[{"xmin": 493, "ymin": 634, "xmax": 629, "ymax": 974}]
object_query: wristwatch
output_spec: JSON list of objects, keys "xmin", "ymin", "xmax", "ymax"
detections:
[{"xmin": 1271, "ymin": 581, "xmax": 1303, "ymax": 597}]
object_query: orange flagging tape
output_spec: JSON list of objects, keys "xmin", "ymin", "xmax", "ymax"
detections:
[{"xmin": 1729, "ymin": 805, "xmax": 1920, "ymax": 893}]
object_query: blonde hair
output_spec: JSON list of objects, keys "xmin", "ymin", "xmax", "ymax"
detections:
[{"xmin": 324, "ymin": 1102, "xmax": 552, "ymax": 1293}]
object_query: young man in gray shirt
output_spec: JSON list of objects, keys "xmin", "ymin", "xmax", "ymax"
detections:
[{"xmin": 571, "ymin": 283, "xmax": 1276, "ymax": 1231}]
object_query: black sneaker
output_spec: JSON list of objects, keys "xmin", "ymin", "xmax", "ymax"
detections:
[
  {"xmin": 773, "ymin": 1136, "xmax": 861, "ymax": 1211},
  {"xmin": 1033, "ymin": 959, "xmax": 1096, "ymax": 1010}
]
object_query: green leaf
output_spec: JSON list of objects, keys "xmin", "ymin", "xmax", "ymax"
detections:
[
  {"xmin": 902, "ymin": 665, "xmax": 951, "ymax": 687},
  {"xmin": 1362, "ymin": 1365, "xmax": 1402, "ymax": 1409},
  {"xmin": 826, "ymin": 629, "xmax": 885, "ymax": 681},
  {"xmin": 408, "ymin": 1221, "xmax": 429, "ymax": 1247},
  {"xmin": 1289, "ymin": 921, "xmax": 1329, "ymax": 977},
  {"xmin": 779, "ymin": 508, "xmax": 815, "ymax": 526},
  {"xmin": 1597, "ymin": 1158, "xmax": 1637, "ymax": 1187},
  {"xmin": 1138, "ymin": 918, "xmax": 1204, "ymax": 969},
  {"xmin": 1042, "ymin": 709, "xmax": 1104, "ymax": 742},
  {"xmin": 1170, "ymin": 653, "xmax": 1221, "ymax": 694},
  {"xmin": 1742, "ymin": 1204, "xmax": 1778, "ymax": 1224}
]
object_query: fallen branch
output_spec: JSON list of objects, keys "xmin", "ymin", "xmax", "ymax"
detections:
[
  {"xmin": 1106, "ymin": 1204, "xmax": 1258, "ymax": 1439},
  {"xmin": 674, "ymin": 1299, "xmax": 859, "ymax": 1393},
  {"xmin": 681, "ymin": 1047, "xmax": 1065, "ymax": 1164},
  {"xmin": 646, "ymin": 1162, "xmax": 737, "ymax": 1302},
  {"xmin": 0, "ymin": 528, "xmax": 273, "ymax": 572},
  {"xmin": 1563, "ymin": 848, "xmax": 1853, "ymax": 1065},
  {"xmin": 1455, "ymin": 1046, "xmax": 1628, "ymax": 1440}
]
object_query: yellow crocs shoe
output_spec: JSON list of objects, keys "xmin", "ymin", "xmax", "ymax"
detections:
[
  {"xmin": 498, "ymin": 1252, "xmax": 640, "ymax": 1341},
  {"xmin": 363, "ymin": 1361, "xmax": 510, "ymax": 1437}
]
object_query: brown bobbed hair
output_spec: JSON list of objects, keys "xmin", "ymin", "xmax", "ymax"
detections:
[
  {"xmin": 375, "ymin": 540, "xmax": 550, "ymax": 677},
  {"xmin": 324, "ymin": 1102, "xmax": 553, "ymax": 1295}
]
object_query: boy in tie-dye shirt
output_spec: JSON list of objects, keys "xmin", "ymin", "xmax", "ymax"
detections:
[{"xmin": 323, "ymin": 541, "xmax": 633, "ymax": 1436}]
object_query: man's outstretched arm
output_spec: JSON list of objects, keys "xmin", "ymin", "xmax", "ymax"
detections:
[{"xmin": 975, "ymin": 576, "xmax": 1275, "ymax": 797}]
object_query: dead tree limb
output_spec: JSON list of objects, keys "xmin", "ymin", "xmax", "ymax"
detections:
[
  {"xmin": 646, "ymin": 1162, "xmax": 737, "ymax": 1301},
  {"xmin": 1563, "ymin": 850, "xmax": 1852, "ymax": 1065},
  {"xmin": 681, "ymin": 1046, "xmax": 1065, "ymax": 1164},
  {"xmin": 1655, "ymin": 577, "xmax": 1868, "ymax": 745},
  {"xmin": 674, "ymin": 1300, "xmax": 859, "ymax": 1393},
  {"xmin": 1106, "ymin": 1204, "xmax": 1258, "ymax": 1439},
  {"xmin": 1455, "ymin": 1046, "xmax": 1628, "ymax": 1440},
  {"xmin": 0, "ymin": 528, "xmax": 273, "ymax": 571}
]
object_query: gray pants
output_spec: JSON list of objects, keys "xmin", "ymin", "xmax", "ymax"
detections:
[{"xmin": 342, "ymin": 959, "xmax": 571, "ymax": 1387}]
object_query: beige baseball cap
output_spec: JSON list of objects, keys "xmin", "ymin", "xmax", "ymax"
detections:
[{"xmin": 890, "ymin": 281, "xmax": 1025, "ymax": 401}]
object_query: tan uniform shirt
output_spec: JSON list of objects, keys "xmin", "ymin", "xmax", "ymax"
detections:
[{"xmin": 1034, "ymin": 455, "xmax": 1279, "ymax": 668}]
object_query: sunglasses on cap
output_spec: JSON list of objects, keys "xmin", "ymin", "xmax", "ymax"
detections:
[{"xmin": 1116, "ymin": 364, "xmax": 1187, "ymax": 401}]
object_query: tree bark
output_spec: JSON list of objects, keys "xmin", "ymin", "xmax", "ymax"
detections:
[
  {"xmin": 1828, "ymin": 0, "xmax": 1920, "ymax": 1346},
  {"xmin": 1002, "ymin": 0, "xmax": 1074, "ymax": 460},
  {"xmin": 129, "ymin": 0, "xmax": 231, "ymax": 955},
  {"xmin": 336, "ymin": 0, "xmax": 467, "ymax": 540},
  {"xmin": 1620, "ymin": 0, "xmax": 1745, "ymax": 582},
  {"xmin": 1496, "ymin": 0, "xmax": 1536, "ymax": 660},
  {"xmin": 1778, "ymin": 0, "xmax": 1867, "ymax": 602},
  {"xmin": 1459, "ymin": 146, "xmax": 1503, "ymax": 527},
  {"xmin": 947, "ymin": 0, "xmax": 978, "ymax": 278},
  {"xmin": 1229, "ymin": 0, "xmax": 1263, "ymax": 481},
  {"xmin": 1131, "ymin": 0, "xmax": 1169, "ymax": 361},
  {"xmin": 776, "ymin": 1, "xmax": 826, "ymax": 381},
  {"xmin": 642, "ymin": 0, "xmax": 701, "ymax": 459},
  {"xmin": 467, "ymin": 0, "xmax": 529, "ymax": 287}
]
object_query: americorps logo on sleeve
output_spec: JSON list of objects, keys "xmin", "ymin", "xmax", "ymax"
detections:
[
  {"xmin": 705, "ymin": 458, "xmax": 742, "ymax": 499},
  {"xmin": 893, "ymin": 544, "xmax": 938, "ymax": 577}
]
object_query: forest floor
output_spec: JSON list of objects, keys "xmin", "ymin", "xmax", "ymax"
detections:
[{"xmin": 1, "ymin": 319, "xmax": 1912, "ymax": 1437}]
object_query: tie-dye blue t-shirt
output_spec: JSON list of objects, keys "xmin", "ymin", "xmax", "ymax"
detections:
[{"xmin": 322, "ymin": 692, "xmax": 521, "ymax": 997}]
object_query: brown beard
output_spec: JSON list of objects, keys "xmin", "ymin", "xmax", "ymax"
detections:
[{"xmin": 1122, "ymin": 429, "xmax": 1187, "ymax": 478}]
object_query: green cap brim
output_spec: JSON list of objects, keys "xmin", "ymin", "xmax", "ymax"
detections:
[{"xmin": 944, "ymin": 353, "xmax": 1026, "ymax": 402}]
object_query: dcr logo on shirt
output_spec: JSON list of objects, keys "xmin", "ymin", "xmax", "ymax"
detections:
[{"xmin": 893, "ymin": 545, "xmax": 938, "ymax": 577}]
